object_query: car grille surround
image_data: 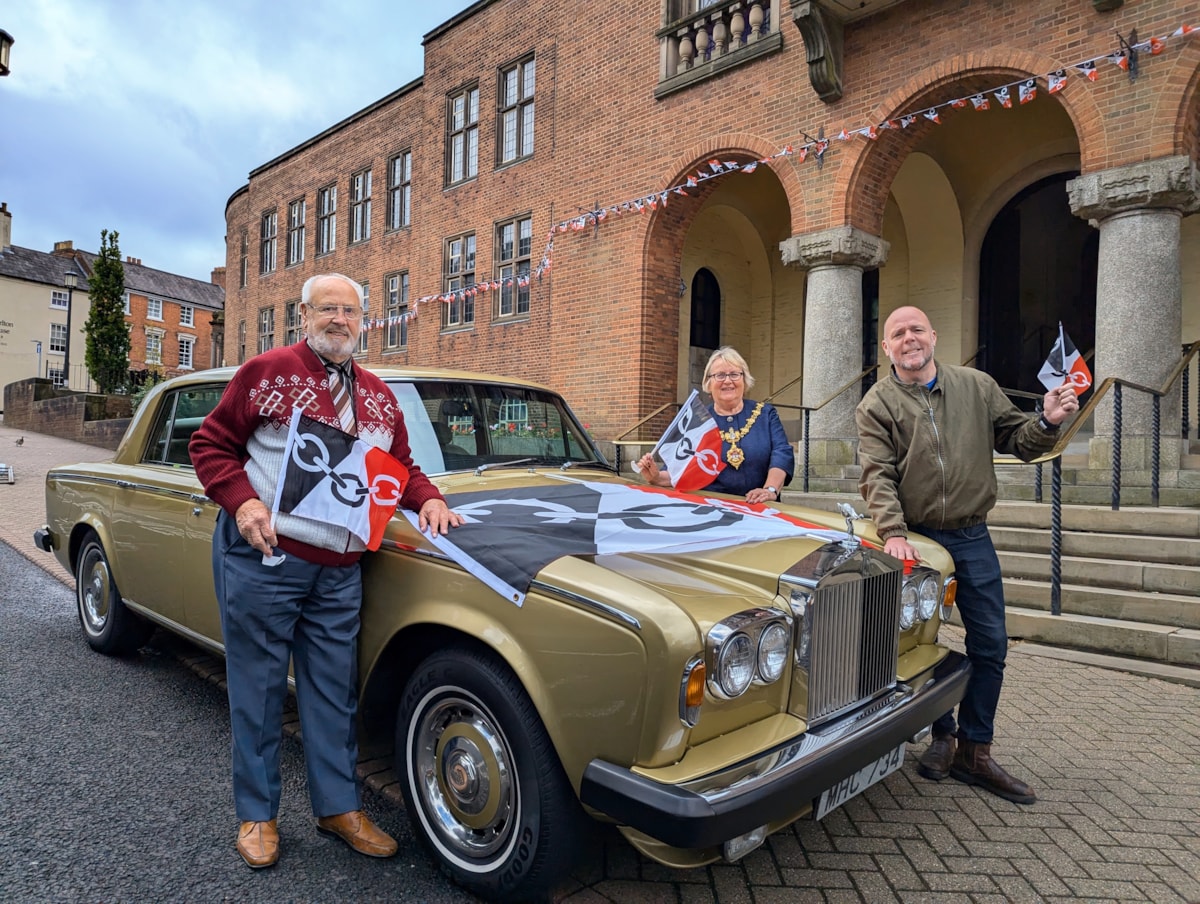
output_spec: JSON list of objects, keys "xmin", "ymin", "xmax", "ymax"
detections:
[{"xmin": 783, "ymin": 545, "xmax": 902, "ymax": 727}]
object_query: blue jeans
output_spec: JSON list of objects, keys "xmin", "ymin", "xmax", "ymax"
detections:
[{"xmin": 913, "ymin": 522, "xmax": 1007, "ymax": 744}]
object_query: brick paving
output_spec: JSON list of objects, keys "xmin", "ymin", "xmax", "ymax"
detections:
[{"xmin": 3, "ymin": 421, "xmax": 1198, "ymax": 903}]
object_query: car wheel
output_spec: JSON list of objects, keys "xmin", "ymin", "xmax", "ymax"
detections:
[
  {"xmin": 396, "ymin": 645, "xmax": 589, "ymax": 903},
  {"xmin": 75, "ymin": 531, "xmax": 152, "ymax": 655}
]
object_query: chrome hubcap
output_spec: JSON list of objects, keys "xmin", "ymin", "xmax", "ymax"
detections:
[{"xmin": 79, "ymin": 548, "xmax": 110, "ymax": 633}]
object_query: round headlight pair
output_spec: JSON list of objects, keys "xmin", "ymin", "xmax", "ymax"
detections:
[
  {"xmin": 900, "ymin": 573, "xmax": 941, "ymax": 629},
  {"xmin": 712, "ymin": 615, "xmax": 791, "ymax": 698}
]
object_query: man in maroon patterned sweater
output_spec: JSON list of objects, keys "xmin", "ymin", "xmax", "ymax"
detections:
[{"xmin": 190, "ymin": 273, "xmax": 462, "ymax": 870}]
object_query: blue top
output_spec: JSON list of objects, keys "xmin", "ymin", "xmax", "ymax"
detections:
[{"xmin": 702, "ymin": 400, "xmax": 795, "ymax": 496}]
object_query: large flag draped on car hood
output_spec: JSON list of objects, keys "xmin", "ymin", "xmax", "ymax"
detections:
[
  {"xmin": 402, "ymin": 478, "xmax": 849, "ymax": 605},
  {"xmin": 653, "ymin": 389, "xmax": 725, "ymax": 491},
  {"xmin": 273, "ymin": 408, "xmax": 409, "ymax": 550},
  {"xmin": 1037, "ymin": 323, "xmax": 1092, "ymax": 393}
]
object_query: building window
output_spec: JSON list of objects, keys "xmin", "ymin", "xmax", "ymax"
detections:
[
  {"xmin": 49, "ymin": 323, "xmax": 67, "ymax": 353},
  {"xmin": 51, "ymin": 290, "xmax": 68, "ymax": 309},
  {"xmin": 317, "ymin": 185, "xmax": 337, "ymax": 255},
  {"xmin": 178, "ymin": 336, "xmax": 194, "ymax": 370},
  {"xmin": 349, "ymin": 169, "xmax": 371, "ymax": 244},
  {"xmin": 357, "ymin": 282, "xmax": 370, "ymax": 355},
  {"xmin": 257, "ymin": 307, "xmax": 275, "ymax": 353},
  {"xmin": 179, "ymin": 305, "xmax": 194, "ymax": 327},
  {"xmin": 496, "ymin": 215, "xmax": 532, "ymax": 319},
  {"xmin": 239, "ymin": 232, "xmax": 249, "ymax": 288},
  {"xmin": 443, "ymin": 233, "xmax": 476, "ymax": 329},
  {"xmin": 48, "ymin": 365, "xmax": 65, "ymax": 387},
  {"xmin": 260, "ymin": 210, "xmax": 277, "ymax": 275},
  {"xmin": 287, "ymin": 198, "xmax": 306, "ymax": 265},
  {"xmin": 123, "ymin": 292, "xmax": 131, "ymax": 315},
  {"xmin": 237, "ymin": 319, "xmax": 246, "ymax": 364},
  {"xmin": 285, "ymin": 300, "xmax": 301, "ymax": 345},
  {"xmin": 147, "ymin": 297, "xmax": 163, "ymax": 321},
  {"xmin": 446, "ymin": 85, "xmax": 479, "ymax": 185},
  {"xmin": 387, "ymin": 151, "xmax": 412, "ymax": 231},
  {"xmin": 385, "ymin": 272, "xmax": 409, "ymax": 349},
  {"xmin": 498, "ymin": 57, "xmax": 535, "ymax": 165},
  {"xmin": 146, "ymin": 330, "xmax": 163, "ymax": 365}
]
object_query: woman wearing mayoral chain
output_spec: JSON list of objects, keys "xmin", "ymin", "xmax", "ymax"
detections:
[{"xmin": 637, "ymin": 346, "xmax": 794, "ymax": 505}]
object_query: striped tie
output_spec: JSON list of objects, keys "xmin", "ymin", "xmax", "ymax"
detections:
[{"xmin": 326, "ymin": 363, "xmax": 357, "ymax": 434}]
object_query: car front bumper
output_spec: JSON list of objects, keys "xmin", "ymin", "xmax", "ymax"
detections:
[{"xmin": 580, "ymin": 650, "xmax": 971, "ymax": 849}]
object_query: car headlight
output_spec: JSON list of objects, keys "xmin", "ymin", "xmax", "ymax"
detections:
[
  {"xmin": 716, "ymin": 632, "xmax": 755, "ymax": 697},
  {"xmin": 900, "ymin": 581, "xmax": 918, "ymax": 629},
  {"xmin": 918, "ymin": 573, "xmax": 940, "ymax": 621},
  {"xmin": 706, "ymin": 607, "xmax": 792, "ymax": 700},
  {"xmin": 757, "ymin": 622, "xmax": 789, "ymax": 683}
]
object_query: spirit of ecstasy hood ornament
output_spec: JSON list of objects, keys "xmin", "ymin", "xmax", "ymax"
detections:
[{"xmin": 836, "ymin": 502, "xmax": 866, "ymax": 546}]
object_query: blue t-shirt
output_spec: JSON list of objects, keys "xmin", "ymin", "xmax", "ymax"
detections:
[{"xmin": 702, "ymin": 400, "xmax": 795, "ymax": 496}]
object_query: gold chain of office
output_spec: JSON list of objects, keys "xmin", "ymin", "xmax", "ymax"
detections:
[{"xmin": 719, "ymin": 402, "xmax": 765, "ymax": 469}]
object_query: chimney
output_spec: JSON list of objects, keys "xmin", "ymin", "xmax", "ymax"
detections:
[
  {"xmin": 52, "ymin": 239, "xmax": 75, "ymax": 256},
  {"xmin": 125, "ymin": 255, "xmax": 141, "ymax": 266},
  {"xmin": 0, "ymin": 202, "xmax": 10, "ymax": 251},
  {"xmin": 211, "ymin": 265, "xmax": 226, "ymax": 287}
]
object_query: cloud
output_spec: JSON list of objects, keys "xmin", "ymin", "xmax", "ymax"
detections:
[{"xmin": 1, "ymin": 0, "xmax": 443, "ymax": 280}]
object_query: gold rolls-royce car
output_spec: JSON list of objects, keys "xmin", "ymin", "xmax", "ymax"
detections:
[{"xmin": 36, "ymin": 366, "xmax": 969, "ymax": 903}]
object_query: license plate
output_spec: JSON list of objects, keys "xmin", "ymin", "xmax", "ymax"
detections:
[{"xmin": 814, "ymin": 743, "xmax": 905, "ymax": 820}]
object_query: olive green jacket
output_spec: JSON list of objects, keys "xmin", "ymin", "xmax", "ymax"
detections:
[{"xmin": 855, "ymin": 362, "xmax": 1058, "ymax": 540}]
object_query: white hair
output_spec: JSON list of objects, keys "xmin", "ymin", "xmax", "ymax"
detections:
[{"xmin": 301, "ymin": 273, "xmax": 364, "ymax": 307}]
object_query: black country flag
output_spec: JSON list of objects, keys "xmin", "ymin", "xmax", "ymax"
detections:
[
  {"xmin": 652, "ymin": 389, "xmax": 725, "ymax": 491},
  {"xmin": 1037, "ymin": 324, "xmax": 1092, "ymax": 394},
  {"xmin": 272, "ymin": 408, "xmax": 409, "ymax": 550},
  {"xmin": 402, "ymin": 478, "xmax": 848, "ymax": 606}
]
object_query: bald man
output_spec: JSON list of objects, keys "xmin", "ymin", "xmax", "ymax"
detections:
[{"xmin": 856, "ymin": 306, "xmax": 1078, "ymax": 805}]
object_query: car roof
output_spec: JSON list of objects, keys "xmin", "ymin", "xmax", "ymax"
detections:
[{"xmin": 174, "ymin": 363, "xmax": 555, "ymax": 394}]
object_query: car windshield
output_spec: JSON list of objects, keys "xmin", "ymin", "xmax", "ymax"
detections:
[{"xmin": 387, "ymin": 379, "xmax": 610, "ymax": 475}]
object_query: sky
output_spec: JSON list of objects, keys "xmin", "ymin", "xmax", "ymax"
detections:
[{"xmin": 1, "ymin": 0, "xmax": 457, "ymax": 282}]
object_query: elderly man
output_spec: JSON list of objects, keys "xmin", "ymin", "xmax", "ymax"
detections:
[
  {"xmin": 190, "ymin": 273, "xmax": 462, "ymax": 868},
  {"xmin": 856, "ymin": 305, "xmax": 1078, "ymax": 805}
]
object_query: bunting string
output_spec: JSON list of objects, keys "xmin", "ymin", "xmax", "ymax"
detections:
[{"xmin": 362, "ymin": 23, "xmax": 1196, "ymax": 334}]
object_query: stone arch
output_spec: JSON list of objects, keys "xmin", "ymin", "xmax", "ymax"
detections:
[
  {"xmin": 837, "ymin": 48, "xmax": 1107, "ymax": 236},
  {"xmin": 1173, "ymin": 41, "xmax": 1200, "ymax": 160}
]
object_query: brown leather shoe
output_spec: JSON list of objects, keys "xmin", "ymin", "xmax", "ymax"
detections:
[
  {"xmin": 950, "ymin": 740, "xmax": 1037, "ymax": 804},
  {"xmin": 917, "ymin": 733, "xmax": 956, "ymax": 781},
  {"xmin": 316, "ymin": 810, "xmax": 398, "ymax": 858},
  {"xmin": 236, "ymin": 819, "xmax": 279, "ymax": 869}
]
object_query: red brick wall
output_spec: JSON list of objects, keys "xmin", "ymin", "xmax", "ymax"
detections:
[{"xmin": 223, "ymin": 0, "xmax": 1200, "ymax": 437}]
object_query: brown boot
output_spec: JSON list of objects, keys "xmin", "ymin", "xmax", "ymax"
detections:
[
  {"xmin": 917, "ymin": 733, "xmax": 956, "ymax": 781},
  {"xmin": 949, "ymin": 740, "xmax": 1037, "ymax": 804}
]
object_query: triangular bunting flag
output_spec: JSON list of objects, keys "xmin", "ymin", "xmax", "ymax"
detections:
[
  {"xmin": 1075, "ymin": 60, "xmax": 1098, "ymax": 80},
  {"xmin": 970, "ymin": 94, "xmax": 990, "ymax": 111},
  {"xmin": 1047, "ymin": 69, "xmax": 1068, "ymax": 94},
  {"xmin": 923, "ymin": 108, "xmax": 941, "ymax": 124},
  {"xmin": 951, "ymin": 98, "xmax": 969, "ymax": 109},
  {"xmin": 994, "ymin": 85, "xmax": 1013, "ymax": 108},
  {"xmin": 900, "ymin": 114, "xmax": 916, "ymax": 128},
  {"xmin": 1149, "ymin": 36, "xmax": 1165, "ymax": 55},
  {"xmin": 1173, "ymin": 24, "xmax": 1196, "ymax": 37},
  {"xmin": 1108, "ymin": 50, "xmax": 1129, "ymax": 71},
  {"xmin": 1019, "ymin": 79, "xmax": 1037, "ymax": 104}
]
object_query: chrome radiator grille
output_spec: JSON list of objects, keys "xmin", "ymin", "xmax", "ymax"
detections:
[{"xmin": 806, "ymin": 570, "xmax": 901, "ymax": 723}]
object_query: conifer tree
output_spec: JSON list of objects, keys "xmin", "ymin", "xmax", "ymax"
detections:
[{"xmin": 84, "ymin": 229, "xmax": 131, "ymax": 394}]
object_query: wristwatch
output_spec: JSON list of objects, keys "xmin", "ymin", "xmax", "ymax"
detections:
[{"xmin": 765, "ymin": 486, "xmax": 778, "ymax": 497}]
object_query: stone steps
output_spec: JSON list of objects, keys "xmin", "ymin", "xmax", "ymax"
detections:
[{"xmin": 789, "ymin": 491, "xmax": 1200, "ymax": 677}]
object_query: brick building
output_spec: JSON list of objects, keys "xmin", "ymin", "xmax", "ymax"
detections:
[
  {"xmin": 223, "ymin": 0, "xmax": 1200, "ymax": 468},
  {"xmin": 0, "ymin": 202, "xmax": 224, "ymax": 396}
]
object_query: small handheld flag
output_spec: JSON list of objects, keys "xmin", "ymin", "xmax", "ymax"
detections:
[
  {"xmin": 650, "ymin": 389, "xmax": 725, "ymax": 492},
  {"xmin": 272, "ymin": 407, "xmax": 410, "ymax": 550},
  {"xmin": 1038, "ymin": 324, "xmax": 1092, "ymax": 393}
]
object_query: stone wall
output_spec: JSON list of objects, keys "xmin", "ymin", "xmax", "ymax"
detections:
[{"xmin": 2, "ymin": 379, "xmax": 131, "ymax": 451}]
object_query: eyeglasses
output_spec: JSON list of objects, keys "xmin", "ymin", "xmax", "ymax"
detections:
[
  {"xmin": 709, "ymin": 371, "xmax": 744, "ymax": 382},
  {"xmin": 309, "ymin": 304, "xmax": 363, "ymax": 320}
]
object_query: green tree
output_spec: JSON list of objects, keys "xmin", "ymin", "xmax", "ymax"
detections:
[{"xmin": 84, "ymin": 229, "xmax": 131, "ymax": 394}]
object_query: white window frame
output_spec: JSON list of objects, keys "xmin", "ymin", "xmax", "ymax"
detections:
[
  {"xmin": 51, "ymin": 290, "xmax": 68, "ymax": 309},
  {"xmin": 443, "ymin": 233, "xmax": 476, "ymax": 329},
  {"xmin": 146, "ymin": 329, "xmax": 164, "ymax": 366},
  {"xmin": 179, "ymin": 304, "xmax": 194, "ymax": 327},
  {"xmin": 178, "ymin": 335, "xmax": 195, "ymax": 370},
  {"xmin": 496, "ymin": 215, "xmax": 532, "ymax": 319},
  {"xmin": 49, "ymin": 323, "xmax": 67, "ymax": 353},
  {"xmin": 147, "ymin": 297, "xmax": 163, "ymax": 321}
]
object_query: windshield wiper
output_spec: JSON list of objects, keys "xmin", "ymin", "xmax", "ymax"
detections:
[
  {"xmin": 560, "ymin": 460, "xmax": 616, "ymax": 472},
  {"xmin": 473, "ymin": 458, "xmax": 537, "ymax": 476}
]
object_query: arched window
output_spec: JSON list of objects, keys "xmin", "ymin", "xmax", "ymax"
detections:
[{"xmin": 689, "ymin": 267, "xmax": 721, "ymax": 350}]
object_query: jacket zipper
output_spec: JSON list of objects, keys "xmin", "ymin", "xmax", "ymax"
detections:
[{"xmin": 919, "ymin": 385, "xmax": 948, "ymax": 529}]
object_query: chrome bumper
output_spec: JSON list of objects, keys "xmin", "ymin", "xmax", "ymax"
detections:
[{"xmin": 580, "ymin": 650, "xmax": 971, "ymax": 849}]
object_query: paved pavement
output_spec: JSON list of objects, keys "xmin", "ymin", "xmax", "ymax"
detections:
[{"xmin": 2, "ymin": 421, "xmax": 1199, "ymax": 903}]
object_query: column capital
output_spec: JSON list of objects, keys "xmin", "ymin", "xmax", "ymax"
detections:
[
  {"xmin": 1068, "ymin": 155, "xmax": 1200, "ymax": 223},
  {"xmin": 779, "ymin": 225, "xmax": 889, "ymax": 271}
]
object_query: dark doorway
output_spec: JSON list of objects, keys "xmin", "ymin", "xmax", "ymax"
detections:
[
  {"xmin": 689, "ymin": 267, "xmax": 721, "ymax": 388},
  {"xmin": 979, "ymin": 172, "xmax": 1097, "ymax": 403},
  {"xmin": 862, "ymin": 268, "xmax": 879, "ymax": 394}
]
